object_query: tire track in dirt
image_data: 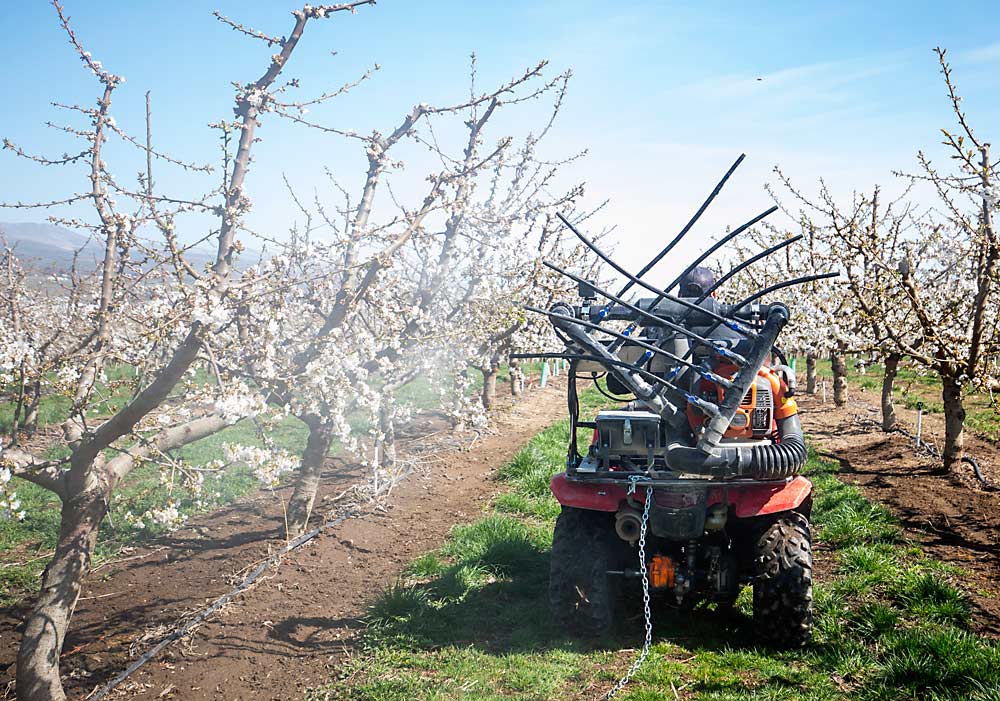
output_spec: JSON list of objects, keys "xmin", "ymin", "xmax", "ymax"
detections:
[{"xmin": 0, "ymin": 381, "xmax": 569, "ymax": 700}]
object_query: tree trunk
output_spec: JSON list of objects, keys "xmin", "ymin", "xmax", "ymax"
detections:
[
  {"xmin": 509, "ymin": 361, "xmax": 523, "ymax": 398},
  {"xmin": 941, "ymin": 374, "xmax": 966, "ymax": 474},
  {"xmin": 481, "ymin": 366, "xmax": 498, "ymax": 409},
  {"xmin": 447, "ymin": 369, "xmax": 470, "ymax": 428},
  {"xmin": 11, "ymin": 365, "xmax": 27, "ymax": 444},
  {"xmin": 17, "ymin": 490, "xmax": 108, "ymax": 701},
  {"xmin": 806, "ymin": 354, "xmax": 817, "ymax": 394},
  {"xmin": 286, "ymin": 417, "xmax": 334, "ymax": 538},
  {"xmin": 831, "ymin": 345, "xmax": 848, "ymax": 407},
  {"xmin": 881, "ymin": 353, "xmax": 900, "ymax": 432},
  {"xmin": 25, "ymin": 379, "xmax": 42, "ymax": 436}
]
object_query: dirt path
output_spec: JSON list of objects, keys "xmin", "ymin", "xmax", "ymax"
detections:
[
  {"xmin": 0, "ymin": 381, "xmax": 568, "ymax": 700},
  {"xmin": 798, "ymin": 393, "xmax": 1000, "ymax": 635}
]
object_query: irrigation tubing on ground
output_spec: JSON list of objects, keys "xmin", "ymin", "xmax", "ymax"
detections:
[
  {"xmin": 962, "ymin": 455, "xmax": 992, "ymax": 488},
  {"xmin": 897, "ymin": 426, "xmax": 993, "ymax": 489},
  {"xmin": 88, "ymin": 467, "xmax": 413, "ymax": 700},
  {"xmin": 856, "ymin": 411, "xmax": 993, "ymax": 490}
]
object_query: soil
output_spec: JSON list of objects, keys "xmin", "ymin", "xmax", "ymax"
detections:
[
  {"xmin": 2, "ymin": 380, "xmax": 998, "ymax": 700},
  {"xmin": 798, "ymin": 391, "xmax": 1000, "ymax": 636}
]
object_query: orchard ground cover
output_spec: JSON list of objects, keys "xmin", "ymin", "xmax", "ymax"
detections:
[
  {"xmin": 314, "ymin": 390, "xmax": 1000, "ymax": 701},
  {"xmin": 804, "ymin": 357, "xmax": 1000, "ymax": 442},
  {"xmin": 0, "ymin": 363, "xmax": 542, "ymax": 606}
]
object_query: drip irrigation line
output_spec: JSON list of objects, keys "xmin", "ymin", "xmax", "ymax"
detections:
[
  {"xmin": 853, "ymin": 412, "xmax": 994, "ymax": 490},
  {"xmin": 88, "ymin": 468, "xmax": 413, "ymax": 701},
  {"xmin": 891, "ymin": 425, "xmax": 993, "ymax": 489},
  {"xmin": 962, "ymin": 455, "xmax": 991, "ymax": 488}
]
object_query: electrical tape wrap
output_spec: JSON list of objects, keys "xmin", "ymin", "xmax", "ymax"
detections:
[{"xmin": 665, "ymin": 414, "xmax": 807, "ymax": 479}]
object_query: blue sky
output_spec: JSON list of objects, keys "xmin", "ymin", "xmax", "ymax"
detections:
[{"xmin": 3, "ymin": 1, "xmax": 1000, "ymax": 277}]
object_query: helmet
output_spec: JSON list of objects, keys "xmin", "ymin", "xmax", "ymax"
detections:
[{"xmin": 678, "ymin": 266, "xmax": 716, "ymax": 298}]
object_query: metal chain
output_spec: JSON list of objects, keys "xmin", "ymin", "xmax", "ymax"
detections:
[{"xmin": 604, "ymin": 479, "xmax": 654, "ymax": 699}]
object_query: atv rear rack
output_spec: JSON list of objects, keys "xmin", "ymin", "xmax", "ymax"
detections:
[{"xmin": 562, "ymin": 473, "xmax": 795, "ymax": 488}]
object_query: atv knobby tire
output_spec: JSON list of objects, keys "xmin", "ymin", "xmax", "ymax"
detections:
[
  {"xmin": 752, "ymin": 512, "xmax": 813, "ymax": 648},
  {"xmin": 550, "ymin": 506, "xmax": 620, "ymax": 636}
]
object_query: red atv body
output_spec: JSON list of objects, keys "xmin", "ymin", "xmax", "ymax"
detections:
[{"xmin": 550, "ymin": 471, "xmax": 812, "ymax": 519}]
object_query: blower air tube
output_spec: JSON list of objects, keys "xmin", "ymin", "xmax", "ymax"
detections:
[{"xmin": 666, "ymin": 414, "xmax": 807, "ymax": 480}]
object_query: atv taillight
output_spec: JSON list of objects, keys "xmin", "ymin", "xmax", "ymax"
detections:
[{"xmin": 650, "ymin": 554, "xmax": 675, "ymax": 589}]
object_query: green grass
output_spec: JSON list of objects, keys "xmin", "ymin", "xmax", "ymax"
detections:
[
  {"xmin": 382, "ymin": 361, "xmax": 545, "ymax": 411},
  {"xmin": 967, "ymin": 407, "xmax": 1000, "ymax": 442},
  {"xmin": 314, "ymin": 398, "xmax": 1000, "ymax": 701},
  {"xmin": 0, "ymin": 364, "xmax": 208, "ymax": 435}
]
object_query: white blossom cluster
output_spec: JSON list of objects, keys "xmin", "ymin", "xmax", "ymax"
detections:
[
  {"xmin": 0, "ymin": 463, "xmax": 27, "ymax": 522},
  {"xmin": 214, "ymin": 383, "xmax": 268, "ymax": 425},
  {"xmin": 0, "ymin": 41, "xmax": 589, "ymax": 542},
  {"xmin": 121, "ymin": 501, "xmax": 186, "ymax": 531},
  {"xmin": 223, "ymin": 443, "xmax": 300, "ymax": 487},
  {"xmin": 756, "ymin": 133, "xmax": 1000, "ymax": 399}
]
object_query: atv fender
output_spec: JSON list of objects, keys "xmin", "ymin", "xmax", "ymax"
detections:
[{"xmin": 549, "ymin": 473, "xmax": 812, "ymax": 519}]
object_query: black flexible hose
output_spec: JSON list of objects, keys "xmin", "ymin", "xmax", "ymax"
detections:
[
  {"xmin": 666, "ymin": 415, "xmax": 807, "ymax": 479},
  {"xmin": 749, "ymin": 416, "xmax": 808, "ymax": 479},
  {"xmin": 962, "ymin": 455, "xmax": 992, "ymax": 488}
]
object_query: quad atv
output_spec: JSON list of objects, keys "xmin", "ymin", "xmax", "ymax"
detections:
[{"xmin": 517, "ymin": 165, "xmax": 833, "ymax": 648}]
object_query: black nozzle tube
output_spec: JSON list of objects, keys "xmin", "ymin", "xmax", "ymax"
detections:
[
  {"xmin": 542, "ymin": 261, "xmax": 749, "ymax": 366},
  {"xmin": 730, "ymin": 271, "xmax": 841, "ymax": 310},
  {"xmin": 695, "ymin": 234, "xmax": 803, "ymax": 305},
  {"xmin": 554, "ymin": 213, "xmax": 754, "ymax": 337},
  {"xmin": 667, "ymin": 235, "xmax": 805, "ymax": 365},
  {"xmin": 614, "ymin": 205, "xmax": 779, "ymax": 352},
  {"xmin": 522, "ymin": 305, "xmax": 729, "ymax": 384},
  {"xmin": 546, "ymin": 302, "xmax": 679, "ymax": 416},
  {"xmin": 617, "ymin": 153, "xmax": 745, "ymax": 298},
  {"xmin": 672, "ymin": 270, "xmax": 842, "ymax": 369},
  {"xmin": 663, "ymin": 205, "xmax": 779, "ymax": 295}
]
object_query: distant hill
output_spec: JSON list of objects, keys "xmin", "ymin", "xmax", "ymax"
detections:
[
  {"xmin": 0, "ymin": 222, "xmax": 221, "ymax": 272},
  {"xmin": 0, "ymin": 222, "xmax": 102, "ymax": 270}
]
